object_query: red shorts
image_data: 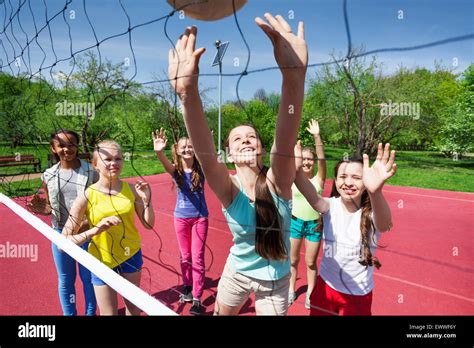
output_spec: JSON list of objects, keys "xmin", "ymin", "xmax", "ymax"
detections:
[{"xmin": 309, "ymin": 275, "xmax": 373, "ymax": 316}]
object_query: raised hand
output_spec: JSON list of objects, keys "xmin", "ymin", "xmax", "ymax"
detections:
[
  {"xmin": 27, "ymin": 194, "xmax": 51, "ymax": 215},
  {"xmin": 363, "ymin": 143, "xmax": 397, "ymax": 194},
  {"xmin": 135, "ymin": 180, "xmax": 151, "ymax": 203},
  {"xmin": 255, "ymin": 13, "xmax": 308, "ymax": 78},
  {"xmin": 306, "ymin": 119, "xmax": 320, "ymax": 136},
  {"xmin": 168, "ymin": 26, "xmax": 206, "ymax": 97},
  {"xmin": 294, "ymin": 140, "xmax": 303, "ymax": 171},
  {"xmin": 96, "ymin": 216, "xmax": 122, "ymax": 234},
  {"xmin": 152, "ymin": 128, "xmax": 168, "ymax": 152}
]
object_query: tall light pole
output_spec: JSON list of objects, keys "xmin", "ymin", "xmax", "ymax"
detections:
[{"xmin": 212, "ymin": 40, "xmax": 229, "ymax": 160}]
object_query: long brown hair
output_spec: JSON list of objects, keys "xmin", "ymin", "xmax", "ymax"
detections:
[
  {"xmin": 171, "ymin": 137, "xmax": 204, "ymax": 192},
  {"xmin": 226, "ymin": 124, "xmax": 287, "ymax": 261},
  {"xmin": 317, "ymin": 158, "xmax": 381, "ymax": 269}
]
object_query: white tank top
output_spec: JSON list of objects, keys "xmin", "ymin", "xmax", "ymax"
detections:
[{"xmin": 320, "ymin": 197, "xmax": 380, "ymax": 295}]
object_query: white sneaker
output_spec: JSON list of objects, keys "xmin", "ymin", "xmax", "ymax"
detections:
[
  {"xmin": 288, "ymin": 292, "xmax": 296, "ymax": 305},
  {"xmin": 305, "ymin": 292, "xmax": 311, "ymax": 309}
]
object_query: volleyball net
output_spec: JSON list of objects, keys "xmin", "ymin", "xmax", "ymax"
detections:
[{"xmin": 0, "ymin": 0, "xmax": 472, "ymax": 314}]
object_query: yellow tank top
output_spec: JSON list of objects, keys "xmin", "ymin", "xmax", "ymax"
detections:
[{"xmin": 86, "ymin": 182, "xmax": 141, "ymax": 268}]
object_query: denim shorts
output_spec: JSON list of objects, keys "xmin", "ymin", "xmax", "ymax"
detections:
[
  {"xmin": 91, "ymin": 249, "xmax": 143, "ymax": 286},
  {"xmin": 290, "ymin": 215, "xmax": 322, "ymax": 243}
]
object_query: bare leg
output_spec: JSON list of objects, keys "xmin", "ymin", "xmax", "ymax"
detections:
[
  {"xmin": 93, "ymin": 284, "xmax": 118, "ymax": 316},
  {"xmin": 289, "ymin": 237, "xmax": 303, "ymax": 294},
  {"xmin": 213, "ymin": 299, "xmax": 245, "ymax": 316},
  {"xmin": 304, "ymin": 239, "xmax": 321, "ymax": 296},
  {"xmin": 122, "ymin": 271, "xmax": 142, "ymax": 316}
]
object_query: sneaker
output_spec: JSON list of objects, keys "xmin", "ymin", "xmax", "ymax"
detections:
[
  {"xmin": 288, "ymin": 292, "xmax": 296, "ymax": 305},
  {"xmin": 305, "ymin": 292, "xmax": 311, "ymax": 309},
  {"xmin": 189, "ymin": 299, "xmax": 202, "ymax": 315},
  {"xmin": 179, "ymin": 285, "xmax": 193, "ymax": 303}
]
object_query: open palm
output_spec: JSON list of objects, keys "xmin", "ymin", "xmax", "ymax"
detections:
[
  {"xmin": 27, "ymin": 194, "xmax": 51, "ymax": 215},
  {"xmin": 152, "ymin": 128, "xmax": 168, "ymax": 152},
  {"xmin": 306, "ymin": 119, "xmax": 320, "ymax": 136},
  {"xmin": 168, "ymin": 26, "xmax": 206, "ymax": 96},
  {"xmin": 255, "ymin": 13, "xmax": 308, "ymax": 76},
  {"xmin": 363, "ymin": 143, "xmax": 397, "ymax": 193}
]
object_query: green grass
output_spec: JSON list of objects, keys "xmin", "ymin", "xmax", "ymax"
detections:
[{"xmin": 1, "ymin": 145, "xmax": 473, "ymax": 197}]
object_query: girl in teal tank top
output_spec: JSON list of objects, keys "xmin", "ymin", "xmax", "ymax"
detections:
[{"xmin": 167, "ymin": 15, "xmax": 308, "ymax": 315}]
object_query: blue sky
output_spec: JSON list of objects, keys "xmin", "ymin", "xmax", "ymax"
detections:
[{"xmin": 2, "ymin": 0, "xmax": 473, "ymax": 103}]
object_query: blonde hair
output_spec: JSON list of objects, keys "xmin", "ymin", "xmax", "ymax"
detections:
[{"xmin": 93, "ymin": 140, "xmax": 122, "ymax": 166}]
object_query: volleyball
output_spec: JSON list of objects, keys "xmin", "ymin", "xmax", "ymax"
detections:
[{"xmin": 167, "ymin": 0, "xmax": 247, "ymax": 21}]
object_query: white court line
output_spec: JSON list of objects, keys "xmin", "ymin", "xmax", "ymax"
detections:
[
  {"xmin": 383, "ymin": 190, "xmax": 474, "ymax": 202},
  {"xmin": 374, "ymin": 272, "xmax": 474, "ymax": 303}
]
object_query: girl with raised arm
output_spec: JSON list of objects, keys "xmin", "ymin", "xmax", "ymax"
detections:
[
  {"xmin": 288, "ymin": 119, "xmax": 326, "ymax": 309},
  {"xmin": 152, "ymin": 128, "xmax": 209, "ymax": 315},
  {"xmin": 294, "ymin": 141, "xmax": 396, "ymax": 315},
  {"xmin": 168, "ymin": 13, "xmax": 308, "ymax": 315}
]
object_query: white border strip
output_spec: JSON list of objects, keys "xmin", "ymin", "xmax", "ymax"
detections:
[{"xmin": 0, "ymin": 193, "xmax": 177, "ymax": 316}]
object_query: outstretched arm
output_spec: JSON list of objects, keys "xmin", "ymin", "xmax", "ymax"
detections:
[
  {"xmin": 152, "ymin": 128, "xmax": 175, "ymax": 175},
  {"xmin": 294, "ymin": 140, "xmax": 329, "ymax": 213},
  {"xmin": 168, "ymin": 26, "xmax": 235, "ymax": 207},
  {"xmin": 255, "ymin": 14, "xmax": 308, "ymax": 199},
  {"xmin": 363, "ymin": 143, "xmax": 397, "ymax": 232},
  {"xmin": 306, "ymin": 119, "xmax": 327, "ymax": 186}
]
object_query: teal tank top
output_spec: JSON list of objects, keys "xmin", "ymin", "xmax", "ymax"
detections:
[{"xmin": 222, "ymin": 175, "xmax": 292, "ymax": 280}]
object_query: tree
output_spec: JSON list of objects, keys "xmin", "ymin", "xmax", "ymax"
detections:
[
  {"xmin": 62, "ymin": 51, "xmax": 137, "ymax": 151},
  {"xmin": 304, "ymin": 52, "xmax": 460, "ymax": 155},
  {"xmin": 0, "ymin": 73, "xmax": 52, "ymax": 147},
  {"xmin": 253, "ymin": 88, "xmax": 268, "ymax": 102},
  {"xmin": 437, "ymin": 64, "xmax": 474, "ymax": 157},
  {"xmin": 149, "ymin": 72, "xmax": 214, "ymax": 143}
]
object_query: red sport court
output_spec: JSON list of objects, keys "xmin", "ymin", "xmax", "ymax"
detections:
[{"xmin": 0, "ymin": 173, "xmax": 473, "ymax": 315}]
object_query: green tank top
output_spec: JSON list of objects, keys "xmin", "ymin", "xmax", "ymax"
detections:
[{"xmin": 291, "ymin": 176, "xmax": 323, "ymax": 221}]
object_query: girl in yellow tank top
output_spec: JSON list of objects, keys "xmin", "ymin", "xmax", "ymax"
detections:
[
  {"xmin": 63, "ymin": 140, "xmax": 155, "ymax": 315},
  {"xmin": 86, "ymin": 181, "xmax": 141, "ymax": 269}
]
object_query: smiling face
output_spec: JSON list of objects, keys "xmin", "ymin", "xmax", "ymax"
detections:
[
  {"xmin": 51, "ymin": 132, "xmax": 79, "ymax": 163},
  {"xmin": 227, "ymin": 125, "xmax": 263, "ymax": 165},
  {"xmin": 176, "ymin": 137, "xmax": 195, "ymax": 161},
  {"xmin": 301, "ymin": 149, "xmax": 315, "ymax": 174},
  {"xmin": 93, "ymin": 142, "xmax": 123, "ymax": 179},
  {"xmin": 335, "ymin": 161, "xmax": 366, "ymax": 204}
]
